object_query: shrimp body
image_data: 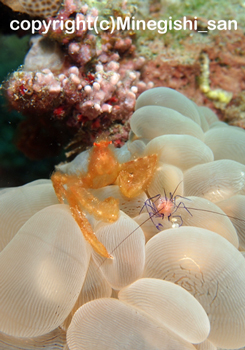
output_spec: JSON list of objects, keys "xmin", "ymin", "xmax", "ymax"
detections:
[
  {"xmin": 140, "ymin": 182, "xmax": 192, "ymax": 230},
  {"xmin": 155, "ymin": 196, "xmax": 175, "ymax": 218}
]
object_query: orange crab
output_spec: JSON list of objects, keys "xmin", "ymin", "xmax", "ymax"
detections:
[{"xmin": 51, "ymin": 139, "xmax": 157, "ymax": 259}]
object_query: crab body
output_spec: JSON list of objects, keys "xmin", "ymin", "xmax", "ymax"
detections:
[{"xmin": 51, "ymin": 140, "xmax": 157, "ymax": 259}]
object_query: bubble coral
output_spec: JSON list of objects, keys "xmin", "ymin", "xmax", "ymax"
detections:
[{"xmin": 1, "ymin": 87, "xmax": 245, "ymax": 350}]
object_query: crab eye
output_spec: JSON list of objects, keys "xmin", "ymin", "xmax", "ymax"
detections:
[{"xmin": 93, "ymin": 140, "xmax": 112, "ymax": 148}]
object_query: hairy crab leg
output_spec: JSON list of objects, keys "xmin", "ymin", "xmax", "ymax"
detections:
[
  {"xmin": 117, "ymin": 154, "xmax": 158, "ymax": 198},
  {"xmin": 65, "ymin": 188, "xmax": 114, "ymax": 259},
  {"xmin": 69, "ymin": 186, "xmax": 119, "ymax": 222},
  {"xmin": 68, "ymin": 200, "xmax": 113, "ymax": 260},
  {"xmin": 51, "ymin": 172, "xmax": 114, "ymax": 259},
  {"xmin": 51, "ymin": 172, "xmax": 72, "ymax": 203}
]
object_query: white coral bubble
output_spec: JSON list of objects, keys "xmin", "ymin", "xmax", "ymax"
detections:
[
  {"xmin": 0, "ymin": 204, "xmax": 90, "ymax": 337},
  {"xmin": 144, "ymin": 226, "xmax": 245, "ymax": 349}
]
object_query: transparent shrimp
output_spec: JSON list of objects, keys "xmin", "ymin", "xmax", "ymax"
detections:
[
  {"xmin": 139, "ymin": 182, "xmax": 192, "ymax": 229},
  {"xmin": 103, "ymin": 185, "xmax": 245, "ymax": 260}
]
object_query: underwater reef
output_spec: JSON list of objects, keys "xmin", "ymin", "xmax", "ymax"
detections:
[
  {"xmin": 1, "ymin": 0, "xmax": 245, "ymax": 346},
  {"xmin": 3, "ymin": 0, "xmax": 245, "ymax": 164},
  {"xmin": 4, "ymin": 0, "xmax": 153, "ymax": 160},
  {"xmin": 1, "ymin": 87, "xmax": 245, "ymax": 349}
]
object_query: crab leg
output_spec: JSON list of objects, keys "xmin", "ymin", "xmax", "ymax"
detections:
[
  {"xmin": 117, "ymin": 154, "xmax": 158, "ymax": 198},
  {"xmin": 69, "ymin": 201, "xmax": 113, "ymax": 260},
  {"xmin": 69, "ymin": 186, "xmax": 119, "ymax": 222},
  {"xmin": 51, "ymin": 172, "xmax": 114, "ymax": 259}
]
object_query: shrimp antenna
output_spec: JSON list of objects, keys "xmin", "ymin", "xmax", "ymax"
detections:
[
  {"xmin": 98, "ymin": 196, "xmax": 245, "ymax": 268},
  {"xmin": 186, "ymin": 207, "xmax": 245, "ymax": 223},
  {"xmin": 100, "ymin": 182, "xmax": 185, "ymax": 265},
  {"xmin": 109, "ymin": 215, "xmax": 158, "ymax": 256},
  {"xmin": 98, "ymin": 205, "xmax": 165, "ymax": 267},
  {"xmin": 170, "ymin": 180, "xmax": 183, "ymax": 199}
]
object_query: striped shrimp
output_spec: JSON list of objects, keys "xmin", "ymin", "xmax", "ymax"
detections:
[
  {"xmin": 104, "ymin": 183, "xmax": 245, "ymax": 259},
  {"xmin": 139, "ymin": 182, "xmax": 192, "ymax": 230}
]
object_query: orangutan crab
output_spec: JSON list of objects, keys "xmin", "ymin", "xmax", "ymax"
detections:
[{"xmin": 51, "ymin": 140, "xmax": 157, "ymax": 259}]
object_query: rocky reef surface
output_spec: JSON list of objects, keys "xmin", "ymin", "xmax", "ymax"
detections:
[{"xmin": 2, "ymin": 0, "xmax": 245, "ymax": 164}]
